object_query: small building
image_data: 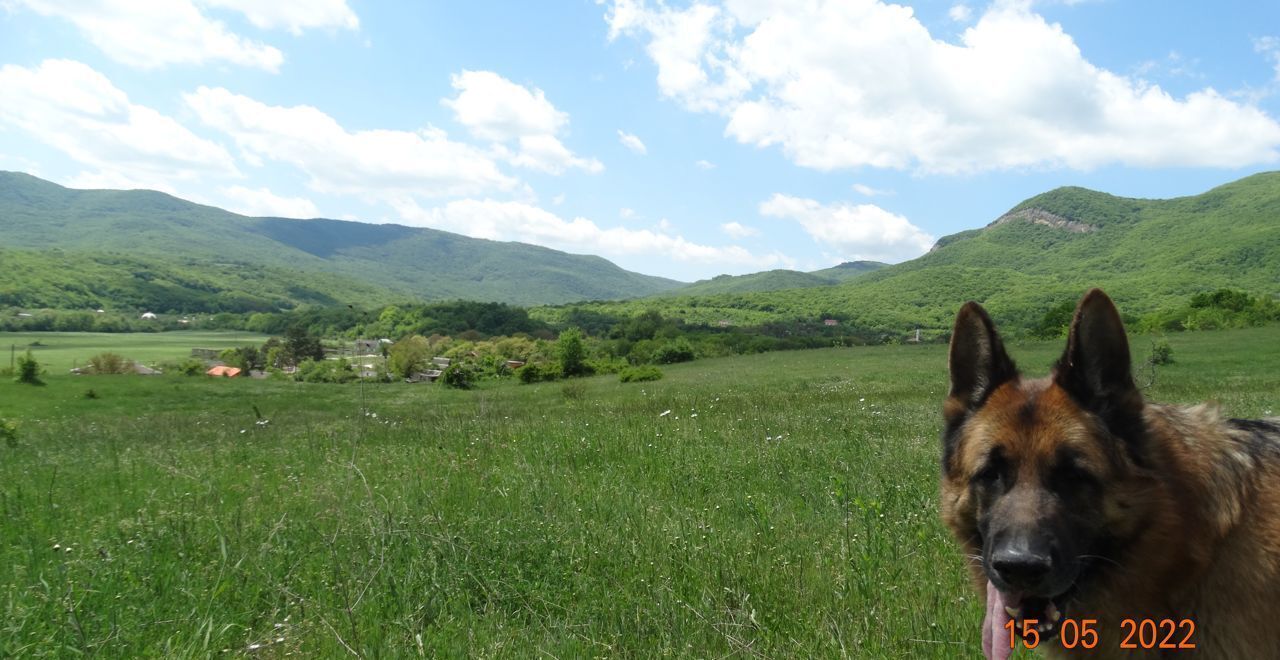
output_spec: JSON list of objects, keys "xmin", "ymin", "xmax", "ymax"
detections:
[
  {"xmin": 407, "ymin": 369, "xmax": 443, "ymax": 383},
  {"xmin": 141, "ymin": 312, "xmax": 158, "ymax": 320},
  {"xmin": 191, "ymin": 348, "xmax": 221, "ymax": 360},
  {"xmin": 823, "ymin": 319, "xmax": 839, "ymax": 326},
  {"xmin": 716, "ymin": 319, "xmax": 732, "ymax": 327},
  {"xmin": 431, "ymin": 356, "xmax": 451, "ymax": 368},
  {"xmin": 133, "ymin": 364, "xmax": 162, "ymax": 375},
  {"xmin": 505, "ymin": 360, "xmax": 526, "ymax": 370},
  {"xmin": 355, "ymin": 339, "xmax": 381, "ymax": 355},
  {"xmin": 206, "ymin": 365, "xmax": 241, "ymax": 378}
]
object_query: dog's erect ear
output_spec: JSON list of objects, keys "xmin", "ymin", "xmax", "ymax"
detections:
[
  {"xmin": 1054, "ymin": 289, "xmax": 1145, "ymax": 442},
  {"xmin": 946, "ymin": 301, "xmax": 1018, "ymax": 427}
]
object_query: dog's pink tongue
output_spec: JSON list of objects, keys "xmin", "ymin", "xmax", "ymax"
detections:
[{"xmin": 982, "ymin": 581, "xmax": 1013, "ymax": 660}]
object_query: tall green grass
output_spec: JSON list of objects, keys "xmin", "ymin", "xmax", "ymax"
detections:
[{"xmin": 1, "ymin": 327, "xmax": 1276, "ymax": 657}]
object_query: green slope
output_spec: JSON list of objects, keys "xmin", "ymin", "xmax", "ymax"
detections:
[
  {"xmin": 534, "ymin": 172, "xmax": 1280, "ymax": 334},
  {"xmin": 808, "ymin": 260, "xmax": 887, "ymax": 282},
  {"xmin": 0, "ymin": 171, "xmax": 682, "ymax": 309},
  {"xmin": 661, "ymin": 261, "xmax": 886, "ymax": 296}
]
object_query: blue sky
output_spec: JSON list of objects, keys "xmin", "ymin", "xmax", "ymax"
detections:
[{"xmin": 2, "ymin": 0, "xmax": 1278, "ymax": 282}]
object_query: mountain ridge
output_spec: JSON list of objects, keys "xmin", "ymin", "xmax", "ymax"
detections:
[{"xmin": 0, "ymin": 171, "xmax": 683, "ymax": 309}]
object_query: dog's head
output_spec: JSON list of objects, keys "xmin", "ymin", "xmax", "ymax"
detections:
[{"xmin": 940, "ymin": 289, "xmax": 1149, "ymax": 647}]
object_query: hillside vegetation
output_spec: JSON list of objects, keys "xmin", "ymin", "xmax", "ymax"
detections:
[
  {"xmin": 536, "ymin": 172, "xmax": 1280, "ymax": 336},
  {"xmin": 0, "ymin": 172, "xmax": 681, "ymax": 309},
  {"xmin": 660, "ymin": 261, "xmax": 885, "ymax": 297}
]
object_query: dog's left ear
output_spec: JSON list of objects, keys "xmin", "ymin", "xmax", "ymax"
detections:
[
  {"xmin": 1054, "ymin": 289, "xmax": 1145, "ymax": 441},
  {"xmin": 946, "ymin": 302, "xmax": 1018, "ymax": 425}
]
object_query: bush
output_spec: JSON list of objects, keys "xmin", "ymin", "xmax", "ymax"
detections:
[
  {"xmin": 0, "ymin": 418, "xmax": 17, "ymax": 448},
  {"xmin": 84, "ymin": 388, "xmax": 99, "ymax": 400},
  {"xmin": 557, "ymin": 327, "xmax": 593, "ymax": 377},
  {"xmin": 619, "ymin": 365, "xmax": 664, "ymax": 383},
  {"xmin": 560, "ymin": 381, "xmax": 586, "ymax": 400},
  {"xmin": 516, "ymin": 362, "xmax": 562, "ymax": 384},
  {"xmin": 15, "ymin": 350, "xmax": 42, "ymax": 385},
  {"xmin": 653, "ymin": 338, "xmax": 696, "ymax": 364},
  {"xmin": 295, "ymin": 359, "xmax": 358, "ymax": 384},
  {"xmin": 441, "ymin": 363, "xmax": 479, "ymax": 389},
  {"xmin": 1149, "ymin": 338, "xmax": 1174, "ymax": 365},
  {"xmin": 88, "ymin": 352, "xmax": 134, "ymax": 374},
  {"xmin": 179, "ymin": 358, "xmax": 206, "ymax": 376}
]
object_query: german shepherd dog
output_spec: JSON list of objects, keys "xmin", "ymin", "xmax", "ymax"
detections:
[{"xmin": 941, "ymin": 289, "xmax": 1280, "ymax": 658}]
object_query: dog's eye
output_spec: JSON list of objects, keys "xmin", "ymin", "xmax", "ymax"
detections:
[
  {"xmin": 972, "ymin": 451, "xmax": 1006, "ymax": 487},
  {"xmin": 1053, "ymin": 460, "xmax": 1098, "ymax": 487}
]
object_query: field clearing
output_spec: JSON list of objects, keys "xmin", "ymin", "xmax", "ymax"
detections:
[
  {"xmin": 0, "ymin": 331, "xmax": 271, "ymax": 373},
  {"xmin": 1, "ymin": 326, "xmax": 1277, "ymax": 657}
]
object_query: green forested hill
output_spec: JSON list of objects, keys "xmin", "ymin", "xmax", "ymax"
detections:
[
  {"xmin": 535, "ymin": 173, "xmax": 1280, "ymax": 335},
  {"xmin": 661, "ymin": 261, "xmax": 886, "ymax": 297},
  {"xmin": 0, "ymin": 172, "xmax": 682, "ymax": 310}
]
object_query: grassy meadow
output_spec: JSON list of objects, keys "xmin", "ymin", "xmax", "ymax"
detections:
[
  {"xmin": 0, "ymin": 331, "xmax": 270, "ymax": 373},
  {"xmin": 1, "ymin": 326, "xmax": 1277, "ymax": 657}
]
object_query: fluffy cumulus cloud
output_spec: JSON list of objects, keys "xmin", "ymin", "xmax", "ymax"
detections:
[
  {"xmin": 720, "ymin": 221, "xmax": 759, "ymax": 238},
  {"xmin": 11, "ymin": 0, "xmax": 357, "ymax": 71},
  {"xmin": 759, "ymin": 194, "xmax": 934, "ymax": 262},
  {"xmin": 618, "ymin": 130, "xmax": 648, "ymax": 154},
  {"xmin": 200, "ymin": 0, "xmax": 358, "ymax": 34},
  {"xmin": 443, "ymin": 70, "xmax": 602, "ymax": 174},
  {"xmin": 184, "ymin": 86, "xmax": 517, "ymax": 199},
  {"xmin": 0, "ymin": 60, "xmax": 240, "ymax": 190},
  {"xmin": 220, "ymin": 185, "xmax": 320, "ymax": 218},
  {"xmin": 393, "ymin": 198, "xmax": 788, "ymax": 268},
  {"xmin": 606, "ymin": 0, "xmax": 1280, "ymax": 173}
]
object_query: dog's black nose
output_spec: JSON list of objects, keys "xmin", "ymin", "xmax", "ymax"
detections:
[{"xmin": 991, "ymin": 548, "xmax": 1053, "ymax": 590}]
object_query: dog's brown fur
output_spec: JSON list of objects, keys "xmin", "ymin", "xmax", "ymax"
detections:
[{"xmin": 941, "ymin": 289, "xmax": 1280, "ymax": 657}]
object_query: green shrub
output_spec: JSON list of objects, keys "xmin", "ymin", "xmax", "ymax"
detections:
[
  {"xmin": 653, "ymin": 338, "xmax": 696, "ymax": 364},
  {"xmin": 179, "ymin": 358, "xmax": 206, "ymax": 376},
  {"xmin": 560, "ymin": 381, "xmax": 586, "ymax": 400},
  {"xmin": 441, "ymin": 363, "xmax": 479, "ymax": 389},
  {"xmin": 586, "ymin": 357, "xmax": 628, "ymax": 375},
  {"xmin": 295, "ymin": 359, "xmax": 358, "ymax": 384},
  {"xmin": 619, "ymin": 365, "xmax": 663, "ymax": 383},
  {"xmin": 0, "ymin": 418, "xmax": 17, "ymax": 448},
  {"xmin": 557, "ymin": 327, "xmax": 593, "ymax": 377},
  {"xmin": 84, "ymin": 388, "xmax": 99, "ymax": 400},
  {"xmin": 516, "ymin": 362, "xmax": 562, "ymax": 384},
  {"xmin": 1149, "ymin": 338, "xmax": 1174, "ymax": 365},
  {"xmin": 88, "ymin": 352, "xmax": 134, "ymax": 374},
  {"xmin": 16, "ymin": 350, "xmax": 42, "ymax": 385}
]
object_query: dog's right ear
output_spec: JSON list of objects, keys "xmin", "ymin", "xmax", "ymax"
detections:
[{"xmin": 946, "ymin": 301, "xmax": 1018, "ymax": 431}]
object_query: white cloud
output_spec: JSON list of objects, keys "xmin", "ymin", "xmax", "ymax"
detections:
[
  {"xmin": 1257, "ymin": 37, "xmax": 1280, "ymax": 82},
  {"xmin": 504, "ymin": 135, "xmax": 604, "ymax": 174},
  {"xmin": 184, "ymin": 86, "xmax": 517, "ymax": 199},
  {"xmin": 618, "ymin": 129, "xmax": 648, "ymax": 154},
  {"xmin": 200, "ymin": 0, "xmax": 358, "ymax": 34},
  {"xmin": 759, "ymin": 193, "xmax": 934, "ymax": 263},
  {"xmin": 444, "ymin": 70, "xmax": 567, "ymax": 141},
  {"xmin": 394, "ymin": 198, "xmax": 787, "ymax": 268},
  {"xmin": 0, "ymin": 60, "xmax": 240, "ymax": 190},
  {"xmin": 607, "ymin": 0, "xmax": 1280, "ymax": 173},
  {"xmin": 851, "ymin": 183, "xmax": 891, "ymax": 196},
  {"xmin": 620, "ymin": 207, "xmax": 637, "ymax": 218},
  {"xmin": 720, "ymin": 221, "xmax": 759, "ymax": 238},
  {"xmin": 695, "ymin": 159, "xmax": 716, "ymax": 169},
  {"xmin": 443, "ymin": 70, "xmax": 602, "ymax": 174},
  {"xmin": 949, "ymin": 4, "xmax": 972, "ymax": 22},
  {"xmin": 220, "ymin": 185, "xmax": 319, "ymax": 218},
  {"xmin": 13, "ymin": 0, "xmax": 284, "ymax": 71}
]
